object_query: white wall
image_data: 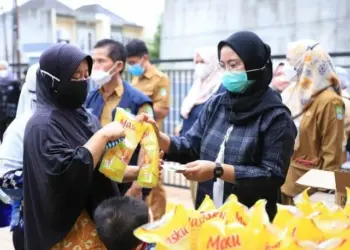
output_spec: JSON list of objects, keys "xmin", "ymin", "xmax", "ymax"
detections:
[
  {"xmin": 0, "ymin": 9, "xmax": 55, "ymax": 63},
  {"xmin": 95, "ymin": 13, "xmax": 112, "ymax": 42},
  {"xmin": 0, "ymin": 13, "xmax": 13, "ymax": 62},
  {"xmin": 161, "ymin": 0, "xmax": 350, "ymax": 64},
  {"xmin": 19, "ymin": 9, "xmax": 55, "ymax": 45},
  {"xmin": 76, "ymin": 22, "xmax": 96, "ymax": 55}
]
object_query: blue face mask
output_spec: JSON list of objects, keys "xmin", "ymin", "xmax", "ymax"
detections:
[
  {"xmin": 222, "ymin": 71, "xmax": 255, "ymax": 93},
  {"xmin": 128, "ymin": 64, "xmax": 145, "ymax": 76}
]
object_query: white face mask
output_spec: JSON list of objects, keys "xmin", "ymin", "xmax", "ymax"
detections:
[
  {"xmin": 194, "ymin": 63, "xmax": 211, "ymax": 80},
  {"xmin": 90, "ymin": 69, "xmax": 113, "ymax": 87},
  {"xmin": 284, "ymin": 53, "xmax": 306, "ymax": 82},
  {"xmin": 283, "ymin": 64, "xmax": 297, "ymax": 82},
  {"xmin": 0, "ymin": 70, "xmax": 8, "ymax": 78}
]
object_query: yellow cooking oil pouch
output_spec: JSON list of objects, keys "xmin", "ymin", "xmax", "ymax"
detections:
[
  {"xmin": 197, "ymin": 195, "xmax": 216, "ymax": 211},
  {"xmin": 273, "ymin": 204, "xmax": 301, "ymax": 231},
  {"xmin": 294, "ymin": 188, "xmax": 314, "ymax": 217},
  {"xmin": 244, "ymin": 200, "xmax": 282, "ymax": 250},
  {"xmin": 188, "ymin": 203, "xmax": 234, "ymax": 250},
  {"xmin": 134, "ymin": 205, "xmax": 190, "ymax": 250},
  {"xmin": 279, "ymin": 238, "xmax": 346, "ymax": 250},
  {"xmin": 285, "ymin": 216, "xmax": 324, "ymax": 243},
  {"xmin": 298, "ymin": 238, "xmax": 350, "ymax": 250},
  {"xmin": 99, "ymin": 108, "xmax": 146, "ymax": 182},
  {"xmin": 137, "ymin": 123, "xmax": 160, "ymax": 188},
  {"xmin": 315, "ymin": 219, "xmax": 350, "ymax": 240},
  {"xmin": 220, "ymin": 194, "xmax": 250, "ymax": 226},
  {"xmin": 198, "ymin": 219, "xmax": 247, "ymax": 250}
]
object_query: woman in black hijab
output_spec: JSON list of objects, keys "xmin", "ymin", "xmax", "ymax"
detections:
[
  {"xmin": 23, "ymin": 44, "xmax": 125, "ymax": 249},
  {"xmin": 141, "ymin": 31, "xmax": 297, "ymax": 220}
]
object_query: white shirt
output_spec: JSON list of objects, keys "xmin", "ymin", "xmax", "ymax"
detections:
[
  {"xmin": 16, "ymin": 63, "xmax": 38, "ymax": 117},
  {"xmin": 0, "ymin": 111, "xmax": 33, "ymax": 177}
]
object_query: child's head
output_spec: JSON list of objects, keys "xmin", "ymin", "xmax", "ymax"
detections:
[{"xmin": 94, "ymin": 196, "xmax": 150, "ymax": 250}]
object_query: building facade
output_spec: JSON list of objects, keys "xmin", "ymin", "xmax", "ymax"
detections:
[
  {"xmin": 0, "ymin": 0, "xmax": 144, "ymax": 65},
  {"xmin": 160, "ymin": 0, "xmax": 350, "ymax": 66}
]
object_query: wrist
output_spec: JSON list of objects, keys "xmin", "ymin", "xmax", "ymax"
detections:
[
  {"xmin": 221, "ymin": 164, "xmax": 236, "ymax": 183},
  {"xmin": 132, "ymin": 166, "xmax": 141, "ymax": 180},
  {"xmin": 123, "ymin": 166, "xmax": 141, "ymax": 182},
  {"xmin": 213, "ymin": 162, "xmax": 224, "ymax": 182},
  {"xmin": 159, "ymin": 132, "xmax": 170, "ymax": 153},
  {"xmin": 96, "ymin": 130, "xmax": 110, "ymax": 143}
]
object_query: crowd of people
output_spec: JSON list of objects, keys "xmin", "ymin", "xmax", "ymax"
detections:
[{"xmin": 0, "ymin": 30, "xmax": 348, "ymax": 250}]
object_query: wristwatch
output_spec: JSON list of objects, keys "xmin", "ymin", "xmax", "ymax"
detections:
[{"xmin": 213, "ymin": 162, "xmax": 224, "ymax": 182}]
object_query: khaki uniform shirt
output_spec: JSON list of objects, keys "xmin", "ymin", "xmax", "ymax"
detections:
[
  {"xmin": 100, "ymin": 83, "xmax": 153, "ymax": 126},
  {"xmin": 132, "ymin": 65, "xmax": 170, "ymax": 130},
  {"xmin": 282, "ymin": 90, "xmax": 345, "ymax": 197},
  {"xmin": 342, "ymin": 93, "xmax": 350, "ymax": 161}
]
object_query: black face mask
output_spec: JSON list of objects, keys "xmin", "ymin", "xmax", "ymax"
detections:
[{"xmin": 53, "ymin": 80, "xmax": 88, "ymax": 109}]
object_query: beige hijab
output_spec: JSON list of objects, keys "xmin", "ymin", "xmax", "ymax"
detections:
[{"xmin": 180, "ymin": 47, "xmax": 222, "ymax": 119}]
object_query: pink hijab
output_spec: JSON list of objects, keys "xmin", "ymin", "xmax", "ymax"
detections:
[{"xmin": 180, "ymin": 47, "xmax": 222, "ymax": 119}]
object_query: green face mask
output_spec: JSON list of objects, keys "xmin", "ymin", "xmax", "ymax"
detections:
[{"xmin": 222, "ymin": 71, "xmax": 255, "ymax": 93}]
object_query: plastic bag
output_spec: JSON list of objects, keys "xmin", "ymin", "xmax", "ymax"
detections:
[
  {"xmin": 245, "ymin": 200, "xmax": 282, "ymax": 250},
  {"xmin": 273, "ymin": 204, "xmax": 300, "ymax": 231},
  {"xmin": 246, "ymin": 200, "xmax": 270, "ymax": 230},
  {"xmin": 315, "ymin": 219, "xmax": 350, "ymax": 240},
  {"xmin": 188, "ymin": 196, "xmax": 235, "ymax": 250},
  {"xmin": 137, "ymin": 123, "xmax": 160, "ymax": 188},
  {"xmin": 285, "ymin": 216, "xmax": 324, "ymax": 242},
  {"xmin": 278, "ymin": 238, "xmax": 306, "ymax": 250},
  {"xmin": 221, "ymin": 194, "xmax": 250, "ymax": 226},
  {"xmin": 294, "ymin": 188, "xmax": 315, "ymax": 216},
  {"xmin": 197, "ymin": 195, "xmax": 216, "ymax": 211},
  {"xmin": 166, "ymin": 202, "xmax": 176, "ymax": 213},
  {"xmin": 198, "ymin": 219, "xmax": 247, "ymax": 250},
  {"xmin": 134, "ymin": 205, "xmax": 191, "ymax": 250},
  {"xmin": 100, "ymin": 108, "xmax": 146, "ymax": 182},
  {"xmin": 279, "ymin": 238, "xmax": 348, "ymax": 250},
  {"xmin": 299, "ymin": 238, "xmax": 349, "ymax": 250},
  {"xmin": 313, "ymin": 206, "xmax": 348, "ymax": 222}
]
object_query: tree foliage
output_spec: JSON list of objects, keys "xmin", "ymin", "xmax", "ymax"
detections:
[{"xmin": 148, "ymin": 21, "xmax": 161, "ymax": 59}]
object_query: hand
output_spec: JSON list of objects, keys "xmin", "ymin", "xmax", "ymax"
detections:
[
  {"xmin": 159, "ymin": 151, "xmax": 164, "ymax": 181},
  {"xmin": 136, "ymin": 113, "xmax": 160, "ymax": 139},
  {"xmin": 174, "ymin": 123, "xmax": 182, "ymax": 136},
  {"xmin": 125, "ymin": 181, "xmax": 142, "ymax": 199},
  {"xmin": 182, "ymin": 160, "xmax": 215, "ymax": 182},
  {"xmin": 98, "ymin": 121, "xmax": 125, "ymax": 141}
]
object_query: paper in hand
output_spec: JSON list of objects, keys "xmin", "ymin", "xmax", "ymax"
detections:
[{"xmin": 163, "ymin": 164, "xmax": 187, "ymax": 173}]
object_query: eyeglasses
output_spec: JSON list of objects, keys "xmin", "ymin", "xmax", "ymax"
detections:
[
  {"xmin": 218, "ymin": 62, "xmax": 267, "ymax": 74},
  {"xmin": 218, "ymin": 61, "xmax": 244, "ymax": 72}
]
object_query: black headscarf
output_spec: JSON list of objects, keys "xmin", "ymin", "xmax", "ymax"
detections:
[
  {"xmin": 218, "ymin": 31, "xmax": 288, "ymax": 125},
  {"xmin": 35, "ymin": 43, "xmax": 97, "ymax": 133},
  {"xmin": 36, "ymin": 43, "xmax": 93, "ymax": 108},
  {"xmin": 23, "ymin": 44, "xmax": 116, "ymax": 249}
]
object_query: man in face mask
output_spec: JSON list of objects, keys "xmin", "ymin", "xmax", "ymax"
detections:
[
  {"xmin": 85, "ymin": 39, "xmax": 166, "ymax": 220},
  {"xmin": 0, "ymin": 60, "xmax": 16, "ymax": 82},
  {"xmin": 87, "ymin": 39, "xmax": 154, "ymax": 126},
  {"xmin": 0, "ymin": 60, "xmax": 9, "ymax": 79},
  {"xmin": 125, "ymin": 39, "xmax": 170, "ymax": 130}
]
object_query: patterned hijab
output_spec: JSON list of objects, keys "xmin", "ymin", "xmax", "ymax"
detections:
[
  {"xmin": 282, "ymin": 39, "xmax": 340, "ymax": 119},
  {"xmin": 282, "ymin": 40, "xmax": 340, "ymax": 149}
]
